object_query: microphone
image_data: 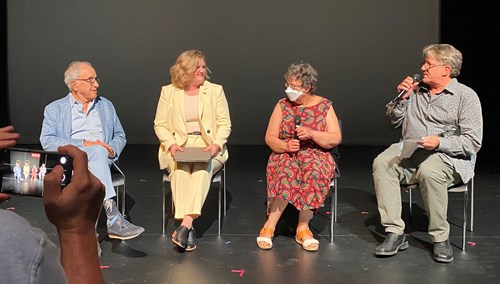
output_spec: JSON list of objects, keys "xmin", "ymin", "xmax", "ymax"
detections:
[
  {"xmin": 293, "ymin": 115, "xmax": 301, "ymax": 139},
  {"xmin": 391, "ymin": 73, "xmax": 422, "ymax": 103}
]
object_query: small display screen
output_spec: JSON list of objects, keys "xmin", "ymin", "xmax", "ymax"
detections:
[{"xmin": 1, "ymin": 148, "xmax": 72, "ymax": 197}]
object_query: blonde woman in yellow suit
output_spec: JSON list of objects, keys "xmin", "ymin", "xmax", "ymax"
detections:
[{"xmin": 154, "ymin": 50, "xmax": 231, "ymax": 251}]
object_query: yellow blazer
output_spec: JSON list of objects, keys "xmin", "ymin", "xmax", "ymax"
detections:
[{"xmin": 154, "ymin": 81, "xmax": 232, "ymax": 170}]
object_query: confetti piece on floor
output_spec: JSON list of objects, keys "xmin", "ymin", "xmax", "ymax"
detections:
[
  {"xmin": 100, "ymin": 265, "xmax": 109, "ymax": 269},
  {"xmin": 257, "ymin": 179, "xmax": 263, "ymax": 183},
  {"xmin": 325, "ymin": 211, "xmax": 332, "ymax": 215},
  {"xmin": 467, "ymin": 241, "xmax": 477, "ymax": 246},
  {"xmin": 361, "ymin": 211, "xmax": 369, "ymax": 215},
  {"xmin": 225, "ymin": 240, "xmax": 232, "ymax": 244},
  {"xmin": 6, "ymin": 207, "xmax": 15, "ymax": 211},
  {"xmin": 139, "ymin": 179, "xmax": 147, "ymax": 182},
  {"xmin": 231, "ymin": 269, "xmax": 245, "ymax": 277}
]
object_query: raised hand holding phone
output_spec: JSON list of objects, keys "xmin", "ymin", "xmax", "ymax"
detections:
[
  {"xmin": 43, "ymin": 145, "xmax": 105, "ymax": 284},
  {"xmin": 43, "ymin": 145, "xmax": 105, "ymax": 231}
]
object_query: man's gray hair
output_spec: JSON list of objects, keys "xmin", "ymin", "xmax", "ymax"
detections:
[
  {"xmin": 64, "ymin": 61, "xmax": 92, "ymax": 91},
  {"xmin": 423, "ymin": 44, "xmax": 462, "ymax": 78}
]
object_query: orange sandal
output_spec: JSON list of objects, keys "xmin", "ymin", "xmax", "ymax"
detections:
[
  {"xmin": 295, "ymin": 229, "xmax": 319, "ymax": 252},
  {"xmin": 257, "ymin": 227, "xmax": 274, "ymax": 250}
]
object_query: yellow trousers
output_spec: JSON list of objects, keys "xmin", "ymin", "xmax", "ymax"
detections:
[{"xmin": 165, "ymin": 135, "xmax": 225, "ymax": 219}]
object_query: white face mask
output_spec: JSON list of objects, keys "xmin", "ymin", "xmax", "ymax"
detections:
[{"xmin": 285, "ymin": 87, "xmax": 303, "ymax": 101}]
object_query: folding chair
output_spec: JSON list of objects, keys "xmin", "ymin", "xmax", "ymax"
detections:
[
  {"xmin": 403, "ymin": 175, "xmax": 474, "ymax": 251},
  {"xmin": 162, "ymin": 164, "xmax": 226, "ymax": 235}
]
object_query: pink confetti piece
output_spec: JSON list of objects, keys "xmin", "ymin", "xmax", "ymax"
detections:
[
  {"xmin": 100, "ymin": 265, "xmax": 109, "ymax": 269},
  {"xmin": 231, "ymin": 269, "xmax": 245, "ymax": 277},
  {"xmin": 6, "ymin": 207, "xmax": 15, "ymax": 211},
  {"xmin": 361, "ymin": 211, "xmax": 369, "ymax": 215},
  {"xmin": 325, "ymin": 211, "xmax": 332, "ymax": 215},
  {"xmin": 467, "ymin": 241, "xmax": 477, "ymax": 246}
]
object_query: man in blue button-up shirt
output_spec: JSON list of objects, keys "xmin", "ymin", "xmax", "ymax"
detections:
[{"xmin": 40, "ymin": 61, "xmax": 144, "ymax": 247}]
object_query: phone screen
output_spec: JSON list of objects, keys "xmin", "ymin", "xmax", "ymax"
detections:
[{"xmin": 0, "ymin": 148, "xmax": 73, "ymax": 197}]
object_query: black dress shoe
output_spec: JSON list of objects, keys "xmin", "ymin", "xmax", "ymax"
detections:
[
  {"xmin": 375, "ymin": 233, "xmax": 409, "ymax": 256},
  {"xmin": 433, "ymin": 240, "xmax": 453, "ymax": 263},
  {"xmin": 185, "ymin": 228, "xmax": 197, "ymax": 252},
  {"xmin": 172, "ymin": 225, "xmax": 190, "ymax": 249}
]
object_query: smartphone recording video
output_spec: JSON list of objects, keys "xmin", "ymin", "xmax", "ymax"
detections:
[{"xmin": 0, "ymin": 148, "xmax": 73, "ymax": 197}]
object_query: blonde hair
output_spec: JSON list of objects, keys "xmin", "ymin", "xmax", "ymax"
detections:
[{"xmin": 169, "ymin": 50, "xmax": 210, "ymax": 88}]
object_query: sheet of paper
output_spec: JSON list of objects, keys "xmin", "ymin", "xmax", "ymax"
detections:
[{"xmin": 399, "ymin": 139, "xmax": 422, "ymax": 158}]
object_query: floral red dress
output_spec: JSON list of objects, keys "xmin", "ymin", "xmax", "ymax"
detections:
[{"xmin": 266, "ymin": 97, "xmax": 336, "ymax": 212}]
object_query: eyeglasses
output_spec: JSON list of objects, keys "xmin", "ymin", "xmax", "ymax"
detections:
[
  {"xmin": 74, "ymin": 77, "xmax": 100, "ymax": 84},
  {"xmin": 285, "ymin": 82, "xmax": 304, "ymax": 90},
  {"xmin": 422, "ymin": 62, "xmax": 446, "ymax": 71}
]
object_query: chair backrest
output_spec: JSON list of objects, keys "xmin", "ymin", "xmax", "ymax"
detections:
[
  {"xmin": 331, "ymin": 118, "xmax": 341, "ymax": 177},
  {"xmin": 331, "ymin": 146, "xmax": 340, "ymax": 163}
]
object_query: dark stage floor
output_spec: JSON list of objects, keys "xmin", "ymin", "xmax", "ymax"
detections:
[{"xmin": 2, "ymin": 145, "xmax": 499, "ymax": 284}]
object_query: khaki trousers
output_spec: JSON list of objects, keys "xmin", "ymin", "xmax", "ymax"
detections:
[
  {"xmin": 165, "ymin": 135, "xmax": 225, "ymax": 219},
  {"xmin": 372, "ymin": 144, "xmax": 461, "ymax": 242}
]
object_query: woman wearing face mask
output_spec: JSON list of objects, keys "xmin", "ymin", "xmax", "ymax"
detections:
[
  {"xmin": 257, "ymin": 62, "xmax": 341, "ymax": 251},
  {"xmin": 154, "ymin": 50, "xmax": 232, "ymax": 252}
]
